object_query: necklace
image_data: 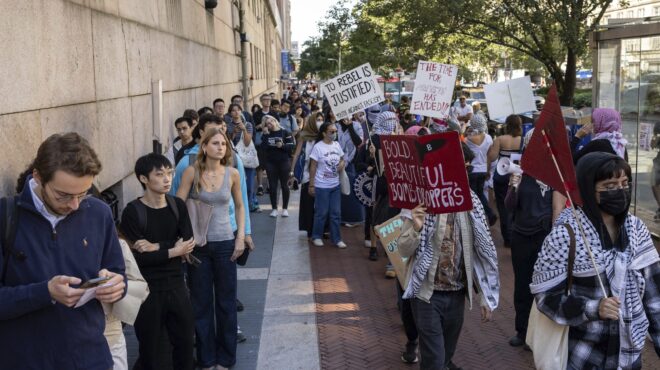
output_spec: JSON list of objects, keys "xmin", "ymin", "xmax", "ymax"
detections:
[{"xmin": 203, "ymin": 171, "xmax": 221, "ymax": 189}]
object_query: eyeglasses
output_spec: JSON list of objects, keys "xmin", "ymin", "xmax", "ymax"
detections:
[
  {"xmin": 46, "ymin": 183, "xmax": 91, "ymax": 203},
  {"xmin": 596, "ymin": 182, "xmax": 631, "ymax": 192}
]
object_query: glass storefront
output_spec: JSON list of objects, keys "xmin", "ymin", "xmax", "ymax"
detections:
[{"xmin": 594, "ymin": 24, "xmax": 660, "ymax": 237}]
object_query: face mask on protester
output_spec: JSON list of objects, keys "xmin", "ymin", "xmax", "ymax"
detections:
[
  {"xmin": 316, "ymin": 120, "xmax": 324, "ymax": 129},
  {"xmin": 598, "ymin": 188, "xmax": 631, "ymax": 216},
  {"xmin": 327, "ymin": 132, "xmax": 337, "ymax": 141}
]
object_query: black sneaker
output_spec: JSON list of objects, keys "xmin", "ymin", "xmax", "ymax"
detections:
[
  {"xmin": 237, "ymin": 299, "xmax": 244, "ymax": 312},
  {"xmin": 237, "ymin": 330, "xmax": 247, "ymax": 343},
  {"xmin": 401, "ymin": 341, "xmax": 418, "ymax": 364},
  {"xmin": 446, "ymin": 361, "xmax": 463, "ymax": 370},
  {"xmin": 257, "ymin": 186, "xmax": 264, "ymax": 196},
  {"xmin": 508, "ymin": 334, "xmax": 524, "ymax": 347},
  {"xmin": 369, "ymin": 248, "xmax": 378, "ymax": 261}
]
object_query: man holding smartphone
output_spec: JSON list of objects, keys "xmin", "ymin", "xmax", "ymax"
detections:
[
  {"xmin": 0, "ymin": 133, "xmax": 126, "ymax": 370},
  {"xmin": 121, "ymin": 153, "xmax": 196, "ymax": 370}
]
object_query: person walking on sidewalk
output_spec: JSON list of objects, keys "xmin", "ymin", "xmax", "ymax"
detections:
[
  {"xmin": 0, "ymin": 133, "xmax": 126, "ymax": 370},
  {"xmin": 396, "ymin": 144, "xmax": 500, "ymax": 370},
  {"xmin": 120, "ymin": 153, "xmax": 196, "ymax": 370},
  {"xmin": 290, "ymin": 112, "xmax": 323, "ymax": 238},
  {"xmin": 309, "ymin": 122, "xmax": 347, "ymax": 248},
  {"xmin": 176, "ymin": 128, "xmax": 246, "ymax": 370},
  {"xmin": 503, "ymin": 129, "xmax": 554, "ymax": 348},
  {"xmin": 260, "ymin": 115, "xmax": 295, "ymax": 218},
  {"xmin": 531, "ymin": 152, "xmax": 660, "ymax": 370}
]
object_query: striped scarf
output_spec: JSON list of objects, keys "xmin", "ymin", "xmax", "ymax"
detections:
[{"xmin": 402, "ymin": 214, "xmax": 438, "ymax": 299}]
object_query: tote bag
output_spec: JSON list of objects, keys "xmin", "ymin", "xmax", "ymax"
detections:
[
  {"xmin": 526, "ymin": 223, "xmax": 576, "ymax": 370},
  {"xmin": 235, "ymin": 133, "xmax": 259, "ymax": 169}
]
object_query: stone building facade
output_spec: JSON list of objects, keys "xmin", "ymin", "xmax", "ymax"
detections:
[{"xmin": 0, "ymin": 0, "xmax": 290, "ymax": 207}]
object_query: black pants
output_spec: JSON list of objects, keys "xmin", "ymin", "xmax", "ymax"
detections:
[
  {"xmin": 396, "ymin": 282, "xmax": 418, "ymax": 342},
  {"xmin": 133, "ymin": 282, "xmax": 195, "ymax": 370},
  {"xmin": 411, "ymin": 290, "xmax": 465, "ymax": 370},
  {"xmin": 469, "ymin": 172, "xmax": 494, "ymax": 221},
  {"xmin": 510, "ymin": 230, "xmax": 546, "ymax": 337},
  {"xmin": 493, "ymin": 172, "xmax": 511, "ymax": 245},
  {"xmin": 299, "ymin": 182, "xmax": 315, "ymax": 237},
  {"xmin": 364, "ymin": 205, "xmax": 373, "ymax": 241},
  {"xmin": 264, "ymin": 159, "xmax": 291, "ymax": 210}
]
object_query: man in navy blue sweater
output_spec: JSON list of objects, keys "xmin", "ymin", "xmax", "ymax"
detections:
[{"xmin": 0, "ymin": 132, "xmax": 126, "ymax": 370}]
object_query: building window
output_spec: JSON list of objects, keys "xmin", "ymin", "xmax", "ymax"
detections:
[
  {"xmin": 655, "ymin": 6, "xmax": 660, "ymax": 16},
  {"xmin": 627, "ymin": 10, "xmax": 634, "ymax": 18},
  {"xmin": 638, "ymin": 8, "xmax": 645, "ymax": 17}
]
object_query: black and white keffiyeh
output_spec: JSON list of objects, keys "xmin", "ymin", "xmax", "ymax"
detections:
[
  {"xmin": 402, "ymin": 213, "xmax": 438, "ymax": 299},
  {"xmin": 531, "ymin": 208, "xmax": 659, "ymax": 368}
]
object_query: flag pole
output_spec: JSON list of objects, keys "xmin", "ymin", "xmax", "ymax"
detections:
[{"xmin": 541, "ymin": 129, "xmax": 608, "ymax": 297}]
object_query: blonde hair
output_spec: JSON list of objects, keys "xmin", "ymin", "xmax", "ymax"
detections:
[
  {"xmin": 194, "ymin": 128, "xmax": 233, "ymax": 193},
  {"xmin": 262, "ymin": 115, "xmax": 280, "ymax": 130}
]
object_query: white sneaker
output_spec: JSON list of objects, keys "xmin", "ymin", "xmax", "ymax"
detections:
[
  {"xmin": 312, "ymin": 239, "xmax": 324, "ymax": 247},
  {"xmin": 282, "ymin": 209, "xmax": 289, "ymax": 217},
  {"xmin": 336, "ymin": 241, "xmax": 347, "ymax": 249},
  {"xmin": 364, "ymin": 240, "xmax": 372, "ymax": 248},
  {"xmin": 269, "ymin": 210, "xmax": 278, "ymax": 218}
]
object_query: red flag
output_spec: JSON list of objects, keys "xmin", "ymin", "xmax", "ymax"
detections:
[{"xmin": 521, "ymin": 84, "xmax": 583, "ymax": 206}]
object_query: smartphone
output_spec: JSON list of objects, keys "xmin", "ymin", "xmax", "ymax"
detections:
[{"xmin": 79, "ymin": 276, "xmax": 111, "ymax": 289}]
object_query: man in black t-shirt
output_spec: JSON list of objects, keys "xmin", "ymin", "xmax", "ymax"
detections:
[{"xmin": 120, "ymin": 154, "xmax": 196, "ymax": 370}]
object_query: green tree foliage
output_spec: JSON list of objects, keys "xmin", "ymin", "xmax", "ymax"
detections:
[{"xmin": 358, "ymin": 0, "xmax": 614, "ymax": 105}]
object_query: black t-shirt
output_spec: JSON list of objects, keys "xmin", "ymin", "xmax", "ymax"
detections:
[
  {"xmin": 511, "ymin": 175, "xmax": 553, "ymax": 235},
  {"xmin": 120, "ymin": 197, "xmax": 193, "ymax": 286}
]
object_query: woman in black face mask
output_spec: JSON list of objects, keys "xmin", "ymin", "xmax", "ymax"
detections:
[{"xmin": 530, "ymin": 152, "xmax": 660, "ymax": 370}]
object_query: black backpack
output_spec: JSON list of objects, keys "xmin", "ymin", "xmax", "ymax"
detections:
[
  {"xmin": 1, "ymin": 196, "xmax": 21, "ymax": 284},
  {"xmin": 127, "ymin": 195, "xmax": 180, "ymax": 233}
]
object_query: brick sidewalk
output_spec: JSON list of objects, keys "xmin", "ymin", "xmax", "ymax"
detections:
[{"xmin": 309, "ymin": 223, "xmax": 660, "ymax": 369}]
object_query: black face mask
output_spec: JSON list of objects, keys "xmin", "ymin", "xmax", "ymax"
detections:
[
  {"xmin": 279, "ymin": 112, "xmax": 287, "ymax": 118},
  {"xmin": 598, "ymin": 188, "xmax": 631, "ymax": 216}
]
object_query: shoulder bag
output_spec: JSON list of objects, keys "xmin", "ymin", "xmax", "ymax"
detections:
[
  {"xmin": 526, "ymin": 223, "xmax": 576, "ymax": 370},
  {"xmin": 235, "ymin": 132, "xmax": 259, "ymax": 169}
]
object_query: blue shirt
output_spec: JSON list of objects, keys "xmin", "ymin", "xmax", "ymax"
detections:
[
  {"xmin": 0, "ymin": 186, "xmax": 125, "ymax": 370},
  {"xmin": 171, "ymin": 144, "xmax": 251, "ymax": 235}
]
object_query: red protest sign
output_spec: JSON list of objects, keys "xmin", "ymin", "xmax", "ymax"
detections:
[{"xmin": 380, "ymin": 132, "xmax": 473, "ymax": 214}]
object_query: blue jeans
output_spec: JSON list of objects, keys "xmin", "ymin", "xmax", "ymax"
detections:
[
  {"xmin": 244, "ymin": 167, "xmax": 257, "ymax": 209},
  {"xmin": 188, "ymin": 240, "xmax": 237, "ymax": 368},
  {"xmin": 312, "ymin": 185, "xmax": 341, "ymax": 243}
]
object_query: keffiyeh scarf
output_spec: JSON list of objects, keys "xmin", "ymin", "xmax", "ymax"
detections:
[
  {"xmin": 531, "ymin": 208, "xmax": 659, "ymax": 368},
  {"xmin": 402, "ymin": 213, "xmax": 438, "ymax": 299}
]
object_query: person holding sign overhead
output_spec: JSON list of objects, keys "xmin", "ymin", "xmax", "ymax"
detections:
[
  {"xmin": 309, "ymin": 122, "xmax": 347, "ymax": 248},
  {"xmin": 396, "ymin": 143, "xmax": 500, "ymax": 370}
]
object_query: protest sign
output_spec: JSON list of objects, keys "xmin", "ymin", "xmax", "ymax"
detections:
[
  {"xmin": 320, "ymin": 63, "xmax": 384, "ymax": 120},
  {"xmin": 375, "ymin": 216, "xmax": 408, "ymax": 288},
  {"xmin": 484, "ymin": 76, "xmax": 536, "ymax": 119},
  {"xmin": 410, "ymin": 61, "xmax": 458, "ymax": 119},
  {"xmin": 380, "ymin": 131, "xmax": 473, "ymax": 214}
]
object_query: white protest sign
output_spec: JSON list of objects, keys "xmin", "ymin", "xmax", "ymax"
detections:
[
  {"xmin": 321, "ymin": 63, "xmax": 384, "ymax": 120},
  {"xmin": 410, "ymin": 61, "xmax": 458, "ymax": 119},
  {"xmin": 484, "ymin": 76, "xmax": 537, "ymax": 119}
]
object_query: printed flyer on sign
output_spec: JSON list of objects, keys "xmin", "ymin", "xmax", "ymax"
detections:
[
  {"xmin": 410, "ymin": 61, "xmax": 458, "ymax": 119},
  {"xmin": 379, "ymin": 131, "xmax": 473, "ymax": 214},
  {"xmin": 320, "ymin": 63, "xmax": 384, "ymax": 120}
]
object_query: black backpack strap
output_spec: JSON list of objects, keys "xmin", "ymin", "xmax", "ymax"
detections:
[
  {"xmin": 128, "ymin": 199, "xmax": 148, "ymax": 233},
  {"xmin": 165, "ymin": 195, "xmax": 180, "ymax": 223},
  {"xmin": 2, "ymin": 196, "xmax": 19, "ymax": 284},
  {"xmin": 563, "ymin": 223, "xmax": 577, "ymax": 295}
]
